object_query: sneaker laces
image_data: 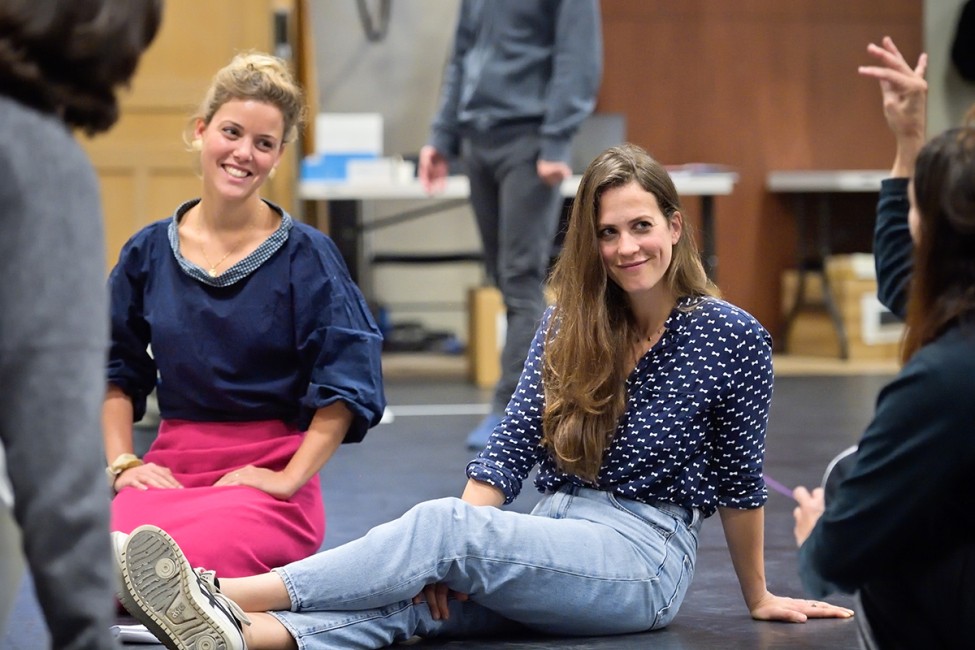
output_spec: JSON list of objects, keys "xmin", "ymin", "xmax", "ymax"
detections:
[{"xmin": 193, "ymin": 568, "xmax": 252, "ymax": 627}]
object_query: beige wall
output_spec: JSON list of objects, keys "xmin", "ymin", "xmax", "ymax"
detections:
[
  {"xmin": 309, "ymin": 1, "xmax": 460, "ymax": 156},
  {"xmin": 309, "ymin": 1, "xmax": 481, "ymax": 340}
]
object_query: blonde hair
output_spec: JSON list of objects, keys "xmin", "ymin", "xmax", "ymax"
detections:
[
  {"xmin": 541, "ymin": 143, "xmax": 716, "ymax": 481},
  {"xmin": 187, "ymin": 51, "xmax": 305, "ymax": 147}
]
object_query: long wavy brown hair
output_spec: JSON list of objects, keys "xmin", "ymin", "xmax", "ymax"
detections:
[
  {"xmin": 541, "ymin": 144, "xmax": 717, "ymax": 480},
  {"xmin": 902, "ymin": 126, "xmax": 975, "ymax": 362}
]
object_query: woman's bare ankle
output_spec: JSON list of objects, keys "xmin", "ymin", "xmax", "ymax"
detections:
[
  {"xmin": 222, "ymin": 573, "xmax": 293, "ymax": 613},
  {"xmin": 243, "ymin": 612, "xmax": 298, "ymax": 650}
]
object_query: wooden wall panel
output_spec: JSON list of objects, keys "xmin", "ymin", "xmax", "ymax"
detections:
[
  {"xmin": 99, "ymin": 174, "xmax": 137, "ymax": 266},
  {"xmin": 598, "ymin": 0, "xmax": 922, "ymax": 340}
]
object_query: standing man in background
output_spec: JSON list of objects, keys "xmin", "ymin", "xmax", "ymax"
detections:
[{"xmin": 419, "ymin": 0, "xmax": 603, "ymax": 449}]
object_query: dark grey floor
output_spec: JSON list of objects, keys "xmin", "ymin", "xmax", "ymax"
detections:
[{"xmin": 1, "ymin": 370, "xmax": 892, "ymax": 649}]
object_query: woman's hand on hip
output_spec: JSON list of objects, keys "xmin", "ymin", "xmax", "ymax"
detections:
[{"xmin": 214, "ymin": 465, "xmax": 298, "ymax": 500}]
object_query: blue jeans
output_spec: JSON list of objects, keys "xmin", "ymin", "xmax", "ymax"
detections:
[{"xmin": 269, "ymin": 485, "xmax": 703, "ymax": 649}]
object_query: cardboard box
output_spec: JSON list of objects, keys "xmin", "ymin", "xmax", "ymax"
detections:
[
  {"xmin": 467, "ymin": 286, "xmax": 505, "ymax": 388},
  {"xmin": 782, "ymin": 255, "xmax": 903, "ymax": 360}
]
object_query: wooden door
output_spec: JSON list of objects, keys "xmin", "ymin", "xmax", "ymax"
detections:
[{"xmin": 81, "ymin": 0, "xmax": 298, "ymax": 271}]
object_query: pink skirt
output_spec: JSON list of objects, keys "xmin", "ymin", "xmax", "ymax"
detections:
[{"xmin": 112, "ymin": 419, "xmax": 324, "ymax": 578}]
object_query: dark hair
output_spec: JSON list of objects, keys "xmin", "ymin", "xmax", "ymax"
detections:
[
  {"xmin": 903, "ymin": 126, "xmax": 975, "ymax": 361},
  {"xmin": 0, "ymin": 0, "xmax": 162, "ymax": 134}
]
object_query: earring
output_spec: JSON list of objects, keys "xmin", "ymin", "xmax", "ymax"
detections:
[
  {"xmin": 269, "ymin": 166, "xmax": 278, "ymax": 179},
  {"xmin": 190, "ymin": 138, "xmax": 202, "ymax": 151}
]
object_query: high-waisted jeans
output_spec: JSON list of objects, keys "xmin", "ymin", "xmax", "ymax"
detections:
[{"xmin": 270, "ymin": 485, "xmax": 703, "ymax": 649}]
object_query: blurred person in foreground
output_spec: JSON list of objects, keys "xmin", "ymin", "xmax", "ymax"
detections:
[
  {"xmin": 0, "ymin": 1, "xmax": 162, "ymax": 647},
  {"xmin": 793, "ymin": 37, "xmax": 975, "ymax": 650}
]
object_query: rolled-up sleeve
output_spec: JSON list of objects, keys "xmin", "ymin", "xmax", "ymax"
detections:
[
  {"xmin": 713, "ymin": 316, "xmax": 773, "ymax": 509},
  {"xmin": 293, "ymin": 235, "xmax": 385, "ymax": 440},
  {"xmin": 106, "ymin": 231, "xmax": 159, "ymax": 422}
]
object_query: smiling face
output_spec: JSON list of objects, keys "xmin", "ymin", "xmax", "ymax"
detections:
[
  {"xmin": 194, "ymin": 98, "xmax": 285, "ymax": 201},
  {"xmin": 597, "ymin": 181, "xmax": 682, "ymax": 301}
]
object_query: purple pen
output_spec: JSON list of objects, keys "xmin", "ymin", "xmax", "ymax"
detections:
[{"xmin": 764, "ymin": 475, "xmax": 796, "ymax": 500}]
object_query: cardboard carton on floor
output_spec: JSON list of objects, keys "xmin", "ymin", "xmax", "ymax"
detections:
[{"xmin": 781, "ymin": 255, "xmax": 902, "ymax": 360}]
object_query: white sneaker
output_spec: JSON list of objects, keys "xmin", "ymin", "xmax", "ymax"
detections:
[
  {"xmin": 118, "ymin": 525, "xmax": 250, "ymax": 650},
  {"xmin": 111, "ymin": 531, "xmax": 128, "ymax": 574},
  {"xmin": 111, "ymin": 531, "xmax": 139, "ymax": 615}
]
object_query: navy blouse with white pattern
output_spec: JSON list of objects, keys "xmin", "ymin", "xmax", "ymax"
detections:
[{"xmin": 466, "ymin": 296, "xmax": 773, "ymax": 517}]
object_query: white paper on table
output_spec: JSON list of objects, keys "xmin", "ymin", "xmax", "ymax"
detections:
[{"xmin": 110, "ymin": 624, "xmax": 159, "ymax": 644}]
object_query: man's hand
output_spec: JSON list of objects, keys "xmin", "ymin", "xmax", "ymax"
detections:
[
  {"xmin": 537, "ymin": 159, "xmax": 572, "ymax": 187},
  {"xmin": 418, "ymin": 145, "xmax": 449, "ymax": 193}
]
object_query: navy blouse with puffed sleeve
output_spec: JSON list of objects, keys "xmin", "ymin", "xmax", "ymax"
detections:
[{"xmin": 107, "ymin": 199, "xmax": 385, "ymax": 442}]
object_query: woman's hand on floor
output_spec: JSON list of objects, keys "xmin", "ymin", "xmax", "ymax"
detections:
[{"xmin": 750, "ymin": 592, "xmax": 854, "ymax": 623}]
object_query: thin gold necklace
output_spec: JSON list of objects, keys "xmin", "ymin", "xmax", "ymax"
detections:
[
  {"xmin": 645, "ymin": 322, "xmax": 665, "ymax": 342},
  {"xmin": 199, "ymin": 242, "xmax": 241, "ymax": 277},
  {"xmin": 197, "ymin": 204, "xmax": 266, "ymax": 276}
]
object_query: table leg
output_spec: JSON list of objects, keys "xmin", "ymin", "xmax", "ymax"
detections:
[
  {"xmin": 782, "ymin": 195, "xmax": 809, "ymax": 350},
  {"xmin": 816, "ymin": 196, "xmax": 849, "ymax": 359},
  {"xmin": 699, "ymin": 195, "xmax": 717, "ymax": 282},
  {"xmin": 328, "ymin": 199, "xmax": 364, "ymax": 287},
  {"xmin": 782, "ymin": 195, "xmax": 849, "ymax": 359}
]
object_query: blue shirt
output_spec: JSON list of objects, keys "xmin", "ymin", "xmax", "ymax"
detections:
[
  {"xmin": 467, "ymin": 297, "xmax": 773, "ymax": 517},
  {"xmin": 429, "ymin": 0, "xmax": 603, "ymax": 163},
  {"xmin": 107, "ymin": 199, "xmax": 386, "ymax": 441}
]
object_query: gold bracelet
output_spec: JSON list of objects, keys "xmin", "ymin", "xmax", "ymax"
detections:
[{"xmin": 105, "ymin": 453, "xmax": 144, "ymax": 487}]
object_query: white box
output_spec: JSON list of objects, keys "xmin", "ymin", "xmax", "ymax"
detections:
[
  {"xmin": 346, "ymin": 158, "xmax": 416, "ymax": 184},
  {"xmin": 315, "ymin": 113, "xmax": 383, "ymax": 155},
  {"xmin": 859, "ymin": 294, "xmax": 904, "ymax": 345}
]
